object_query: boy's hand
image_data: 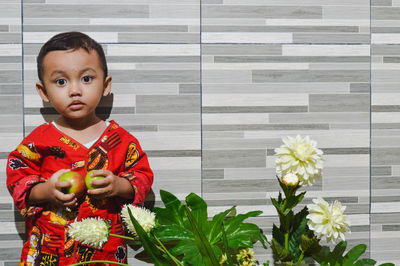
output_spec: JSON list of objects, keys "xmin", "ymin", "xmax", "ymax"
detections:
[
  {"xmin": 28, "ymin": 169, "xmax": 78, "ymax": 209},
  {"xmin": 87, "ymin": 169, "xmax": 134, "ymax": 200}
]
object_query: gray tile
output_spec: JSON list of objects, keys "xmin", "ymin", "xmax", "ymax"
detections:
[
  {"xmin": 253, "ymin": 70, "xmax": 369, "ymax": 83},
  {"xmin": 269, "ymin": 112, "xmax": 369, "ymax": 123},
  {"xmin": 202, "ymin": 6, "xmax": 322, "ymax": 19},
  {"xmin": 23, "ymin": 4, "xmax": 149, "ymax": 18},
  {"xmin": 372, "ymin": 196, "xmax": 400, "ymax": 203},
  {"xmin": 372, "ymin": 105, "xmax": 400, "ymax": 112},
  {"xmin": 0, "ymin": 56, "xmax": 20, "ymax": 63},
  {"xmin": 371, "ymin": 166, "xmax": 392, "ymax": 176},
  {"xmin": 179, "ymin": 84, "xmax": 200, "ymax": 94},
  {"xmin": 203, "ymin": 149, "xmax": 266, "ymax": 168},
  {"xmin": 202, "ymin": 44, "xmax": 281, "ymax": 55},
  {"xmin": 203, "ymin": 169, "xmax": 224, "ymax": 179},
  {"xmin": 203, "ymin": 25, "xmax": 359, "ymax": 33},
  {"xmin": 203, "ymin": 106, "xmax": 308, "ymax": 113},
  {"xmin": 118, "ymin": 33, "xmax": 200, "ymax": 43},
  {"xmin": 23, "ymin": 25, "xmax": 188, "ymax": 32},
  {"xmin": 0, "ymin": 248, "xmax": 20, "ymax": 260},
  {"xmin": 203, "ymin": 179, "xmax": 275, "ymax": 193},
  {"xmin": 294, "ymin": 34, "xmax": 370, "ymax": 44},
  {"xmin": 372, "ymin": 7, "xmax": 400, "ymax": 20},
  {"xmin": 372, "ymin": 27, "xmax": 400, "ymax": 33},
  {"xmin": 382, "ymin": 225, "xmax": 400, "ymax": 231},
  {"xmin": 372, "ymin": 123, "xmax": 400, "ymax": 129},
  {"xmin": 372, "ymin": 176, "xmax": 400, "ymax": 189},
  {"xmin": 0, "ymin": 84, "xmax": 21, "ymax": 95},
  {"xmin": 350, "ymin": 83, "xmax": 370, "ymax": 93},
  {"xmin": 146, "ymin": 150, "xmax": 200, "ymax": 157},
  {"xmin": 111, "ymin": 70, "xmax": 199, "ymax": 83},
  {"xmin": 372, "ymin": 44, "xmax": 400, "ymax": 55},
  {"xmin": 136, "ymin": 95, "xmax": 200, "ymax": 113},
  {"xmin": 0, "ymin": 96, "xmax": 22, "ymax": 114},
  {"xmin": 372, "ymin": 148, "xmax": 400, "ymax": 165},
  {"xmin": 0, "ymin": 70, "xmax": 21, "ymax": 83},
  {"xmin": 215, "ymin": 56, "xmax": 370, "ymax": 63},
  {"xmin": 372, "ymin": 0, "xmax": 392, "ymax": 6},
  {"xmin": 203, "ymin": 123, "xmax": 329, "ymax": 131},
  {"xmin": 309, "ymin": 94, "xmax": 370, "ymax": 112}
]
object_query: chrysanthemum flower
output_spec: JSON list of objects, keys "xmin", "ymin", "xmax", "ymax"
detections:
[
  {"xmin": 68, "ymin": 217, "xmax": 110, "ymax": 248},
  {"xmin": 275, "ymin": 135, "xmax": 323, "ymax": 186},
  {"xmin": 236, "ymin": 248, "xmax": 256, "ymax": 266},
  {"xmin": 282, "ymin": 172, "xmax": 299, "ymax": 187},
  {"xmin": 307, "ymin": 198, "xmax": 350, "ymax": 243},
  {"xmin": 219, "ymin": 253, "xmax": 227, "ymax": 265},
  {"xmin": 121, "ymin": 205, "xmax": 155, "ymax": 239}
]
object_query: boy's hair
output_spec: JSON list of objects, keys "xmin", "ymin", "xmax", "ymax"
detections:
[{"xmin": 37, "ymin": 31, "xmax": 108, "ymax": 82}]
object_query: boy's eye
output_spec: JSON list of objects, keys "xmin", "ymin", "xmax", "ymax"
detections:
[
  {"xmin": 82, "ymin": 76, "xmax": 93, "ymax": 83},
  {"xmin": 56, "ymin": 79, "xmax": 66, "ymax": 86}
]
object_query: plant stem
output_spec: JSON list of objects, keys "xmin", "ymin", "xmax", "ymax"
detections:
[
  {"xmin": 109, "ymin": 233, "xmax": 135, "ymax": 241},
  {"xmin": 154, "ymin": 234, "xmax": 184, "ymax": 266},
  {"xmin": 295, "ymin": 252, "xmax": 305, "ymax": 266},
  {"xmin": 70, "ymin": 260, "xmax": 129, "ymax": 266},
  {"xmin": 284, "ymin": 232, "xmax": 289, "ymax": 250}
]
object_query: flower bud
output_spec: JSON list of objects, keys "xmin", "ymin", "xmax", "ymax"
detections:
[{"xmin": 282, "ymin": 172, "xmax": 299, "ymax": 186}]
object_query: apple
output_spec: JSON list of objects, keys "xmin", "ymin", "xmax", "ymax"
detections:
[
  {"xmin": 85, "ymin": 170, "xmax": 105, "ymax": 190},
  {"xmin": 58, "ymin": 171, "xmax": 85, "ymax": 198}
]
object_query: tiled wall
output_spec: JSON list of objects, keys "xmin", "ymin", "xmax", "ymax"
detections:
[{"xmin": 0, "ymin": 0, "xmax": 398, "ymax": 265}]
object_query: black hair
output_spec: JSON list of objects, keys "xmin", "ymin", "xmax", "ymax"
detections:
[{"xmin": 37, "ymin": 31, "xmax": 108, "ymax": 81}]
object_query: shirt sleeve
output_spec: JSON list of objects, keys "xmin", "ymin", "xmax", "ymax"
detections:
[
  {"xmin": 117, "ymin": 136, "xmax": 153, "ymax": 206},
  {"xmin": 6, "ymin": 140, "xmax": 46, "ymax": 217}
]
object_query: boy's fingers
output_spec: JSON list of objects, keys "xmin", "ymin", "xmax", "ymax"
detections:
[{"xmin": 55, "ymin": 181, "xmax": 71, "ymax": 190}]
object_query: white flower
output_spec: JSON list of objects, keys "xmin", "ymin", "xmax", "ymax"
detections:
[
  {"xmin": 275, "ymin": 135, "xmax": 323, "ymax": 186},
  {"xmin": 68, "ymin": 217, "xmax": 109, "ymax": 248},
  {"xmin": 307, "ymin": 198, "xmax": 350, "ymax": 244},
  {"xmin": 121, "ymin": 205, "xmax": 155, "ymax": 239},
  {"xmin": 282, "ymin": 172, "xmax": 299, "ymax": 186}
]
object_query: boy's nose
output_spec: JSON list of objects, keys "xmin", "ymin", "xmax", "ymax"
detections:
[{"xmin": 68, "ymin": 82, "xmax": 82, "ymax": 96}]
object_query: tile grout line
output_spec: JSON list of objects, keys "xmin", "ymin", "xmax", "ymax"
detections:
[
  {"xmin": 21, "ymin": 0, "xmax": 25, "ymax": 138},
  {"xmin": 369, "ymin": 0, "xmax": 372, "ymax": 257},
  {"xmin": 200, "ymin": 0, "xmax": 203, "ymax": 198}
]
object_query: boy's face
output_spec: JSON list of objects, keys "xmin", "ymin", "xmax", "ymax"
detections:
[{"xmin": 36, "ymin": 48, "xmax": 111, "ymax": 122}]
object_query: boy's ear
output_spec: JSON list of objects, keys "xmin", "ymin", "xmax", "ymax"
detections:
[
  {"xmin": 36, "ymin": 81, "xmax": 50, "ymax": 102},
  {"xmin": 103, "ymin": 75, "xmax": 112, "ymax": 96}
]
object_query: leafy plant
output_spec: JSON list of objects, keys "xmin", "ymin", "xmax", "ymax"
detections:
[
  {"xmin": 313, "ymin": 241, "xmax": 395, "ymax": 266},
  {"xmin": 152, "ymin": 190, "xmax": 266, "ymax": 265}
]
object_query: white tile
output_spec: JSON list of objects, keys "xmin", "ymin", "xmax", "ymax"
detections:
[
  {"xmin": 0, "ymin": 221, "xmax": 24, "ymax": 234},
  {"xmin": 203, "ymin": 94, "xmax": 308, "ymax": 106},
  {"xmin": 0, "ymin": 44, "xmax": 21, "ymax": 56},
  {"xmin": 148, "ymin": 157, "xmax": 200, "ymax": 170},
  {"xmin": 203, "ymin": 113, "xmax": 269, "ymax": 125},
  {"xmin": 90, "ymin": 18, "xmax": 199, "ymax": 25},
  {"xmin": 202, "ymin": 33, "xmax": 292, "ymax": 43},
  {"xmin": 265, "ymin": 19, "xmax": 369, "ymax": 26},
  {"xmin": 372, "ymin": 202, "xmax": 400, "ymax": 214},
  {"xmin": 372, "ymin": 93, "xmax": 400, "ymax": 105},
  {"xmin": 23, "ymin": 32, "xmax": 118, "ymax": 43},
  {"xmin": 283, "ymin": 45, "xmax": 370, "ymax": 56},
  {"xmin": 372, "ymin": 113, "xmax": 400, "ymax": 123},
  {"xmin": 372, "ymin": 34, "xmax": 400, "ymax": 44},
  {"xmin": 107, "ymin": 44, "xmax": 199, "ymax": 56},
  {"xmin": 203, "ymin": 63, "xmax": 309, "ymax": 70}
]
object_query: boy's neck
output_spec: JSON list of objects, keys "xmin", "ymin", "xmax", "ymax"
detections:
[{"xmin": 56, "ymin": 115, "xmax": 103, "ymax": 131}]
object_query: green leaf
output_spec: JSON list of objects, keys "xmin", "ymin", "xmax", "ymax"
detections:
[
  {"xmin": 152, "ymin": 224, "xmax": 192, "ymax": 242},
  {"xmin": 271, "ymin": 238, "xmax": 293, "ymax": 262},
  {"xmin": 343, "ymin": 244, "xmax": 367, "ymax": 265},
  {"xmin": 312, "ymin": 246, "xmax": 332, "ymax": 265},
  {"xmin": 186, "ymin": 193, "xmax": 210, "ymax": 234},
  {"xmin": 184, "ymin": 205, "xmax": 219, "ymax": 266},
  {"xmin": 288, "ymin": 215, "xmax": 307, "ymax": 260},
  {"xmin": 223, "ymin": 210, "xmax": 262, "ymax": 236},
  {"xmin": 225, "ymin": 222, "xmax": 261, "ymax": 248},
  {"xmin": 354, "ymin": 258, "xmax": 376, "ymax": 266},
  {"xmin": 299, "ymin": 234, "xmax": 321, "ymax": 257},
  {"xmin": 378, "ymin": 263, "xmax": 395, "ymax": 266},
  {"xmin": 330, "ymin": 241, "xmax": 347, "ymax": 265},
  {"xmin": 127, "ymin": 207, "xmax": 170, "ymax": 265},
  {"xmin": 208, "ymin": 206, "xmax": 235, "ymax": 244},
  {"xmin": 272, "ymin": 223, "xmax": 285, "ymax": 245},
  {"xmin": 156, "ymin": 190, "xmax": 187, "ymax": 228},
  {"xmin": 221, "ymin": 222, "xmax": 234, "ymax": 266}
]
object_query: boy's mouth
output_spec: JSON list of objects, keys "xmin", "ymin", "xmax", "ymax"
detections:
[{"xmin": 69, "ymin": 101, "xmax": 84, "ymax": 110}]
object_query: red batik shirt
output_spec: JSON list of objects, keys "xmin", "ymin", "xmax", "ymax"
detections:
[{"xmin": 6, "ymin": 120, "xmax": 153, "ymax": 265}]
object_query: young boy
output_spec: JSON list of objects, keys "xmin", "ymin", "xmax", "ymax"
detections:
[{"xmin": 6, "ymin": 32, "xmax": 153, "ymax": 265}]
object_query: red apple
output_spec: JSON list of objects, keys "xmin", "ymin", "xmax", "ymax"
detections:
[
  {"xmin": 85, "ymin": 170, "xmax": 105, "ymax": 190},
  {"xmin": 58, "ymin": 171, "xmax": 85, "ymax": 198}
]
